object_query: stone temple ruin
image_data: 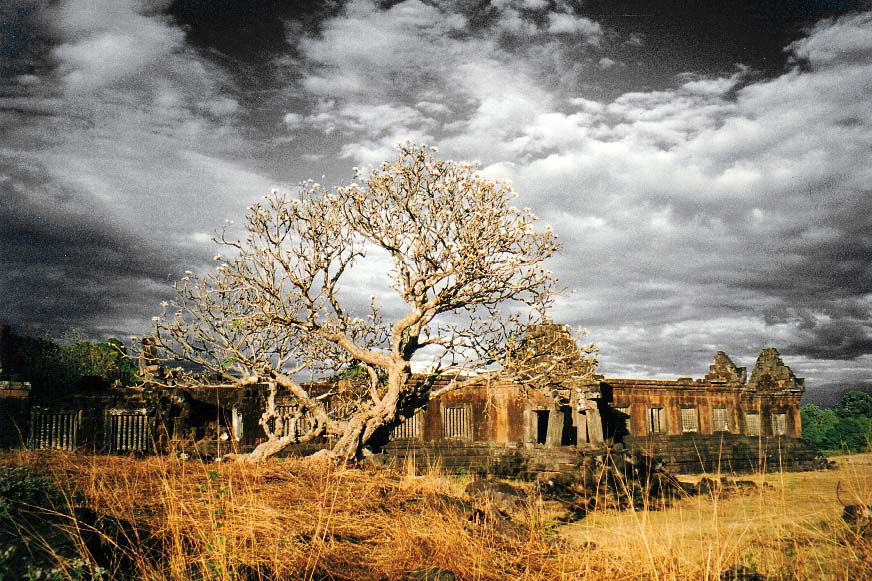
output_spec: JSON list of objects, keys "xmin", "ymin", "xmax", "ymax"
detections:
[{"xmin": 0, "ymin": 324, "xmax": 819, "ymax": 475}]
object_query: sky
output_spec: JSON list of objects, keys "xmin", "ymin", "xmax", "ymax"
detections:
[{"xmin": 2, "ymin": 0, "xmax": 871, "ymax": 395}]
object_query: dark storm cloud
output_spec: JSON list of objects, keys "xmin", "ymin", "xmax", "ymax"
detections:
[
  {"xmin": 735, "ymin": 187, "xmax": 872, "ymax": 361},
  {"xmin": 0, "ymin": 1, "xmax": 52, "ymax": 79},
  {"xmin": 0, "ymin": 0, "xmax": 276, "ymax": 340},
  {"xmin": 166, "ymin": 0, "xmax": 343, "ymax": 126},
  {"xmin": 0, "ymin": 161, "xmax": 181, "ymax": 338},
  {"xmin": 786, "ymin": 315, "xmax": 872, "ymax": 361},
  {"xmin": 575, "ymin": 0, "xmax": 871, "ymax": 88},
  {"xmin": 169, "ymin": 0, "xmax": 339, "ymax": 58}
]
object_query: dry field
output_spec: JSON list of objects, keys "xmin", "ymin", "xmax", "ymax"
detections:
[
  {"xmin": 0, "ymin": 450, "xmax": 870, "ymax": 580},
  {"xmin": 564, "ymin": 454, "xmax": 872, "ymax": 579}
]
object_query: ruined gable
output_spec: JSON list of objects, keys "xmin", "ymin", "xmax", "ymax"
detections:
[
  {"xmin": 747, "ymin": 348, "xmax": 804, "ymax": 393},
  {"xmin": 504, "ymin": 322, "xmax": 595, "ymax": 391},
  {"xmin": 703, "ymin": 351, "xmax": 747, "ymax": 385}
]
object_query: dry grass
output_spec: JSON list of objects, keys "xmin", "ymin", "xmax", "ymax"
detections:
[
  {"xmin": 0, "ymin": 450, "xmax": 870, "ymax": 580},
  {"xmin": 562, "ymin": 453, "xmax": 872, "ymax": 579}
]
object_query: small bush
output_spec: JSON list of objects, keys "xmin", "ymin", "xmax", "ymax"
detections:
[{"xmin": 0, "ymin": 466, "xmax": 66, "ymax": 518}]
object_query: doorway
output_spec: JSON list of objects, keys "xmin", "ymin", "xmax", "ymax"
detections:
[{"xmin": 534, "ymin": 410, "xmax": 550, "ymax": 444}]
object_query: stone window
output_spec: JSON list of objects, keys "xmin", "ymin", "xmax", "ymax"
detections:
[
  {"xmin": 680, "ymin": 407, "xmax": 699, "ymax": 432},
  {"xmin": 273, "ymin": 405, "xmax": 315, "ymax": 438},
  {"xmin": 712, "ymin": 407, "xmax": 731, "ymax": 432},
  {"xmin": 744, "ymin": 412, "xmax": 761, "ymax": 436},
  {"xmin": 107, "ymin": 410, "xmax": 152, "ymax": 453},
  {"xmin": 615, "ymin": 406, "xmax": 631, "ymax": 435},
  {"xmin": 646, "ymin": 407, "xmax": 666, "ymax": 433},
  {"xmin": 442, "ymin": 406, "xmax": 472, "ymax": 440},
  {"xmin": 392, "ymin": 409, "xmax": 424, "ymax": 440},
  {"xmin": 29, "ymin": 408, "xmax": 82, "ymax": 451},
  {"xmin": 771, "ymin": 412, "xmax": 788, "ymax": 436}
]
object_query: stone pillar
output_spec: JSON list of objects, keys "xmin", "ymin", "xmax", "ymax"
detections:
[
  {"xmin": 585, "ymin": 407, "xmax": 605, "ymax": 447},
  {"xmin": 139, "ymin": 337, "xmax": 161, "ymax": 383},
  {"xmin": 545, "ymin": 404, "xmax": 563, "ymax": 447},
  {"xmin": 576, "ymin": 391, "xmax": 604, "ymax": 447},
  {"xmin": 789, "ymin": 404, "xmax": 802, "ymax": 438}
]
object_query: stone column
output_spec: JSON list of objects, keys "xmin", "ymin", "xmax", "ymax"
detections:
[{"xmin": 546, "ymin": 404, "xmax": 563, "ymax": 447}]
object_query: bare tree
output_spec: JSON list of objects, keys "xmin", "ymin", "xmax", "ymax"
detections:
[{"xmin": 148, "ymin": 143, "xmax": 559, "ymax": 461}]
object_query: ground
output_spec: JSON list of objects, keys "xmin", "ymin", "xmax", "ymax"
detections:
[{"xmin": 0, "ymin": 450, "xmax": 869, "ymax": 580}]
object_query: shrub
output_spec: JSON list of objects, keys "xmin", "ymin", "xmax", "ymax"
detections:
[{"xmin": 0, "ymin": 466, "xmax": 66, "ymax": 518}]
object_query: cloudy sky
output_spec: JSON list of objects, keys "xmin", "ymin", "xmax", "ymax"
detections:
[{"xmin": 2, "ymin": 0, "xmax": 871, "ymax": 394}]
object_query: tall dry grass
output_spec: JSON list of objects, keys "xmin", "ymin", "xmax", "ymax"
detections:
[
  {"xmin": 0, "ymin": 449, "xmax": 870, "ymax": 580},
  {"xmin": 565, "ymin": 453, "xmax": 872, "ymax": 579}
]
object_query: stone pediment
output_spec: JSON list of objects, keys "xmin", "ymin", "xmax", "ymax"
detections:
[
  {"xmin": 504, "ymin": 322, "xmax": 597, "ymax": 392},
  {"xmin": 703, "ymin": 351, "xmax": 747, "ymax": 385},
  {"xmin": 747, "ymin": 347, "xmax": 804, "ymax": 393}
]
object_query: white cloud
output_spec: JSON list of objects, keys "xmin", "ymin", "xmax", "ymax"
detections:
[
  {"xmin": 415, "ymin": 101, "xmax": 452, "ymax": 117},
  {"xmin": 300, "ymin": 0, "xmax": 467, "ymax": 100},
  {"xmin": 283, "ymin": 112, "xmax": 304, "ymax": 129},
  {"xmin": 291, "ymin": 0, "xmax": 609, "ymax": 165},
  {"xmin": 439, "ymin": 11, "xmax": 872, "ymax": 377},
  {"xmin": 204, "ymin": 97, "xmax": 239, "ymax": 117},
  {"xmin": 51, "ymin": 0, "xmax": 184, "ymax": 94},
  {"xmin": 522, "ymin": 0, "xmax": 548, "ymax": 9},
  {"xmin": 2, "ymin": 0, "xmax": 272, "ymax": 312},
  {"xmin": 624, "ymin": 32, "xmax": 645, "ymax": 47},
  {"xmin": 546, "ymin": 12, "xmax": 603, "ymax": 43},
  {"xmin": 789, "ymin": 12, "xmax": 872, "ymax": 66},
  {"xmin": 9, "ymin": 0, "xmax": 866, "ymax": 381}
]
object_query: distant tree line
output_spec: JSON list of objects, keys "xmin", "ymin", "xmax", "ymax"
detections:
[
  {"xmin": 801, "ymin": 390, "xmax": 872, "ymax": 454},
  {"xmin": 0, "ymin": 326, "xmax": 139, "ymax": 401}
]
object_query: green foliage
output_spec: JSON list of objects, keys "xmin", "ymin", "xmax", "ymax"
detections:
[
  {"xmin": 58, "ymin": 331, "xmax": 139, "ymax": 386},
  {"xmin": 0, "ymin": 467, "xmax": 106, "ymax": 581},
  {"xmin": 1, "ymin": 332, "xmax": 65, "ymax": 397},
  {"xmin": 801, "ymin": 390, "xmax": 872, "ymax": 454},
  {"xmin": 836, "ymin": 390, "xmax": 872, "ymax": 417},
  {"xmin": 197, "ymin": 470, "xmax": 241, "ymax": 580},
  {"xmin": 18, "ymin": 557, "xmax": 106, "ymax": 581},
  {"xmin": 0, "ymin": 466, "xmax": 65, "ymax": 519},
  {"xmin": 801, "ymin": 405, "xmax": 840, "ymax": 450},
  {"xmin": 1, "ymin": 328, "xmax": 139, "ymax": 400},
  {"xmin": 832, "ymin": 416, "xmax": 872, "ymax": 452}
]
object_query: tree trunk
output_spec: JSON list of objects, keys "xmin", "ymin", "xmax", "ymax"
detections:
[
  {"xmin": 240, "ymin": 435, "xmax": 297, "ymax": 463},
  {"xmin": 329, "ymin": 364, "xmax": 421, "ymax": 460},
  {"xmin": 229, "ymin": 381, "xmax": 327, "ymax": 463},
  {"xmin": 231, "ymin": 363, "xmax": 417, "ymax": 463}
]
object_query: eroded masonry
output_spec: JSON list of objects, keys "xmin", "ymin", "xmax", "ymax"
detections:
[{"xmin": 0, "ymin": 324, "xmax": 819, "ymax": 474}]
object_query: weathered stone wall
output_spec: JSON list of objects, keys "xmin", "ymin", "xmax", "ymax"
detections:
[
  {"xmin": 395, "ymin": 378, "xmax": 550, "ymax": 445},
  {"xmin": 606, "ymin": 379, "xmax": 746, "ymax": 436},
  {"xmin": 382, "ymin": 434, "xmax": 820, "ymax": 477},
  {"xmin": 382, "ymin": 440, "xmax": 599, "ymax": 478},
  {"xmin": 9, "ymin": 332, "xmax": 816, "ymax": 476},
  {"xmin": 382, "ymin": 347, "xmax": 812, "ymax": 476},
  {"xmin": 623, "ymin": 434, "xmax": 820, "ymax": 473}
]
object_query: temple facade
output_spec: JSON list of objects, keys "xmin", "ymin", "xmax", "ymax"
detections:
[
  {"xmin": 0, "ymin": 323, "xmax": 819, "ymax": 474},
  {"xmin": 605, "ymin": 348, "xmax": 803, "ymax": 440},
  {"xmin": 382, "ymin": 325, "xmax": 816, "ymax": 474}
]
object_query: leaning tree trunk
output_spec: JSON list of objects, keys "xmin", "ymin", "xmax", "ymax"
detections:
[
  {"xmin": 329, "ymin": 398, "xmax": 397, "ymax": 460},
  {"xmin": 230, "ymin": 364, "xmax": 418, "ymax": 463},
  {"xmin": 242, "ymin": 434, "xmax": 298, "ymax": 463},
  {"xmin": 330, "ymin": 363, "xmax": 416, "ymax": 461}
]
